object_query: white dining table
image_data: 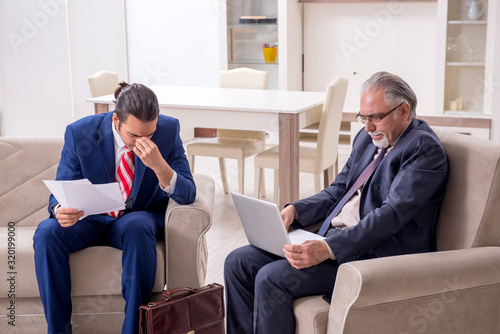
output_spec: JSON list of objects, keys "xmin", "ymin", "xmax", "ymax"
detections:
[{"xmin": 88, "ymin": 85, "xmax": 325, "ymax": 208}]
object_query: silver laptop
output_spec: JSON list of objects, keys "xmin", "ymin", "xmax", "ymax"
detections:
[{"xmin": 231, "ymin": 192, "xmax": 325, "ymax": 257}]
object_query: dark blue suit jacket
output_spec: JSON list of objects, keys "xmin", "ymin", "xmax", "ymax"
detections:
[
  {"xmin": 292, "ymin": 119, "xmax": 449, "ymax": 264},
  {"xmin": 48, "ymin": 111, "xmax": 196, "ymax": 227}
]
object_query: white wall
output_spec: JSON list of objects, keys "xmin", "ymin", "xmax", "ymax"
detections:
[
  {"xmin": 278, "ymin": 0, "xmax": 303, "ymax": 91},
  {"xmin": 3, "ymin": 1, "xmax": 496, "ymax": 140},
  {"xmin": 0, "ymin": 0, "xmax": 127, "ymax": 137},
  {"xmin": 303, "ymin": 2, "xmax": 438, "ymax": 115},
  {"xmin": 67, "ymin": 0, "xmax": 128, "ymax": 121},
  {"xmin": 1, "ymin": 0, "xmax": 72, "ymax": 137},
  {"xmin": 0, "ymin": 0, "xmax": 221, "ymax": 138},
  {"xmin": 125, "ymin": 0, "xmax": 221, "ymax": 88}
]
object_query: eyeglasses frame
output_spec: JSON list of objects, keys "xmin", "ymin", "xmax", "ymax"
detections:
[{"xmin": 356, "ymin": 102, "xmax": 404, "ymax": 124}]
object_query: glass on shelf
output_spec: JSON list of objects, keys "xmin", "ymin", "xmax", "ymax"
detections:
[
  {"xmin": 446, "ymin": 37, "xmax": 457, "ymax": 62},
  {"xmin": 448, "ymin": 34, "xmax": 485, "ymax": 63},
  {"xmin": 262, "ymin": 43, "xmax": 278, "ymax": 63}
]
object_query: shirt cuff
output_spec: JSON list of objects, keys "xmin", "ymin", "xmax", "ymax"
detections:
[
  {"xmin": 160, "ymin": 171, "xmax": 177, "ymax": 196},
  {"xmin": 322, "ymin": 240, "xmax": 336, "ymax": 260},
  {"xmin": 51, "ymin": 203, "xmax": 61, "ymax": 216}
]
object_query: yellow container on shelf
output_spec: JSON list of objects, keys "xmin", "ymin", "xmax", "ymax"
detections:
[{"xmin": 263, "ymin": 46, "xmax": 278, "ymax": 63}]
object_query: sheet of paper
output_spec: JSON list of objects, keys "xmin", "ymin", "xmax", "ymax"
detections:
[
  {"xmin": 43, "ymin": 179, "xmax": 125, "ymax": 218},
  {"xmin": 288, "ymin": 229, "xmax": 325, "ymax": 245}
]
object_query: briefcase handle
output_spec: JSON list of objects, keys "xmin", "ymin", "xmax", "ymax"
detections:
[{"xmin": 162, "ymin": 283, "xmax": 219, "ymax": 301}]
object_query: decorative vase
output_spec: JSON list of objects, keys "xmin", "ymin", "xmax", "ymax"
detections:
[
  {"xmin": 467, "ymin": 0, "xmax": 485, "ymax": 21},
  {"xmin": 263, "ymin": 45, "xmax": 278, "ymax": 63}
]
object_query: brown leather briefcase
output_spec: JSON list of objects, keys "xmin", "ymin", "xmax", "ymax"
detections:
[{"xmin": 139, "ymin": 283, "xmax": 225, "ymax": 334}]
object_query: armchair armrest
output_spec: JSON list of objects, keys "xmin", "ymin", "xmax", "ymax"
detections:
[
  {"xmin": 328, "ymin": 247, "xmax": 500, "ymax": 334},
  {"xmin": 164, "ymin": 174, "xmax": 215, "ymax": 290}
]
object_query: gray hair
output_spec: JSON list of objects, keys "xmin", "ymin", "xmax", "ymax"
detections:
[{"xmin": 361, "ymin": 71, "xmax": 417, "ymax": 119}]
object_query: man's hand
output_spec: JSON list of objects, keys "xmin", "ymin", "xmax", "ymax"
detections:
[
  {"xmin": 283, "ymin": 240, "xmax": 331, "ymax": 269},
  {"xmin": 56, "ymin": 207, "xmax": 84, "ymax": 228},
  {"xmin": 133, "ymin": 137, "xmax": 174, "ymax": 188},
  {"xmin": 133, "ymin": 137, "xmax": 167, "ymax": 171},
  {"xmin": 280, "ymin": 205, "xmax": 297, "ymax": 231}
]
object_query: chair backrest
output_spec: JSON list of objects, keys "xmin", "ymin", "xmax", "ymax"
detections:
[
  {"xmin": 0, "ymin": 137, "xmax": 63, "ymax": 227},
  {"xmin": 218, "ymin": 68, "xmax": 268, "ymax": 139},
  {"xmin": 435, "ymin": 129, "xmax": 500, "ymax": 250},
  {"xmin": 219, "ymin": 67, "xmax": 268, "ymax": 90},
  {"xmin": 88, "ymin": 70, "xmax": 120, "ymax": 98},
  {"xmin": 314, "ymin": 77, "xmax": 348, "ymax": 173}
]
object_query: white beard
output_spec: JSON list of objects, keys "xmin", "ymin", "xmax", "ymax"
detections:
[{"xmin": 368, "ymin": 132, "xmax": 389, "ymax": 148}]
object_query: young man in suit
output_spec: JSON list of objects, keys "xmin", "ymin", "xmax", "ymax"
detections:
[
  {"xmin": 33, "ymin": 82, "xmax": 196, "ymax": 334},
  {"xmin": 224, "ymin": 72, "xmax": 449, "ymax": 333}
]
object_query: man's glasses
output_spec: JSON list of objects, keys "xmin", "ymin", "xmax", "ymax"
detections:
[{"xmin": 356, "ymin": 102, "xmax": 404, "ymax": 124}]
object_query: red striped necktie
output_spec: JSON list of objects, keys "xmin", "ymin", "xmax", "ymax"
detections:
[
  {"xmin": 108, "ymin": 148, "xmax": 135, "ymax": 218},
  {"xmin": 317, "ymin": 147, "xmax": 388, "ymax": 236}
]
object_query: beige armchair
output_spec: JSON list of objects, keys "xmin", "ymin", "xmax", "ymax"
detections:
[
  {"xmin": 293, "ymin": 129, "xmax": 500, "ymax": 334},
  {"xmin": 88, "ymin": 70, "xmax": 120, "ymax": 98},
  {"xmin": 0, "ymin": 137, "xmax": 215, "ymax": 334},
  {"xmin": 254, "ymin": 77, "xmax": 348, "ymax": 203},
  {"xmin": 187, "ymin": 67, "xmax": 268, "ymax": 194}
]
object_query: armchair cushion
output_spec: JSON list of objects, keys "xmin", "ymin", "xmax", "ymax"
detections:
[
  {"xmin": 294, "ymin": 296, "xmax": 329, "ymax": 334},
  {"xmin": 434, "ymin": 129, "xmax": 500, "ymax": 250},
  {"xmin": 328, "ymin": 247, "xmax": 500, "ymax": 334}
]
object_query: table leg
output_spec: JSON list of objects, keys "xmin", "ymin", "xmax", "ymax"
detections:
[
  {"xmin": 278, "ymin": 113, "xmax": 299, "ymax": 208},
  {"xmin": 94, "ymin": 103, "xmax": 109, "ymax": 114}
]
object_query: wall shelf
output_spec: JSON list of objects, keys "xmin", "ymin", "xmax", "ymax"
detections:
[
  {"xmin": 229, "ymin": 60, "xmax": 279, "ymax": 65},
  {"xmin": 448, "ymin": 20, "xmax": 487, "ymax": 24},
  {"xmin": 446, "ymin": 62, "xmax": 485, "ymax": 66}
]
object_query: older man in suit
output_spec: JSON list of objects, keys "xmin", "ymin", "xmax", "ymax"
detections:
[
  {"xmin": 33, "ymin": 83, "xmax": 196, "ymax": 334},
  {"xmin": 224, "ymin": 72, "xmax": 449, "ymax": 334}
]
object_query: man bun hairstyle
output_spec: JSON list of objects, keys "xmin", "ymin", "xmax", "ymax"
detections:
[
  {"xmin": 114, "ymin": 82, "xmax": 160, "ymax": 123},
  {"xmin": 361, "ymin": 71, "xmax": 417, "ymax": 119}
]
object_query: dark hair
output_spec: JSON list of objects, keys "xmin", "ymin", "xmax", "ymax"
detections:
[
  {"xmin": 361, "ymin": 71, "xmax": 417, "ymax": 119},
  {"xmin": 114, "ymin": 82, "xmax": 159, "ymax": 123}
]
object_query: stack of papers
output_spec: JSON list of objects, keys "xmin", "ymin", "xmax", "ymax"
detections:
[{"xmin": 43, "ymin": 179, "xmax": 125, "ymax": 219}]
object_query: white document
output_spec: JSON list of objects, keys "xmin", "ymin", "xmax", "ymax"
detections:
[
  {"xmin": 288, "ymin": 229, "xmax": 326, "ymax": 245},
  {"xmin": 43, "ymin": 179, "xmax": 125, "ymax": 218}
]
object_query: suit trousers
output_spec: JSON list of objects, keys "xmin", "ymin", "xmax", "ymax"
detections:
[
  {"xmin": 33, "ymin": 211, "xmax": 158, "ymax": 334},
  {"xmin": 224, "ymin": 245, "xmax": 340, "ymax": 334}
]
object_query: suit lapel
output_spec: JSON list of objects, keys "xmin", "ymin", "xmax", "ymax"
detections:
[
  {"xmin": 349, "ymin": 119, "xmax": 418, "ymax": 188},
  {"xmin": 97, "ymin": 113, "xmax": 116, "ymax": 183}
]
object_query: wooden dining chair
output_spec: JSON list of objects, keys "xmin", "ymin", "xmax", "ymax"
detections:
[
  {"xmin": 254, "ymin": 77, "xmax": 348, "ymax": 203},
  {"xmin": 186, "ymin": 67, "xmax": 268, "ymax": 194}
]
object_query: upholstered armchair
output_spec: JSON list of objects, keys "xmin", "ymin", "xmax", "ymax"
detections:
[
  {"xmin": 0, "ymin": 137, "xmax": 215, "ymax": 334},
  {"xmin": 293, "ymin": 129, "xmax": 500, "ymax": 333}
]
